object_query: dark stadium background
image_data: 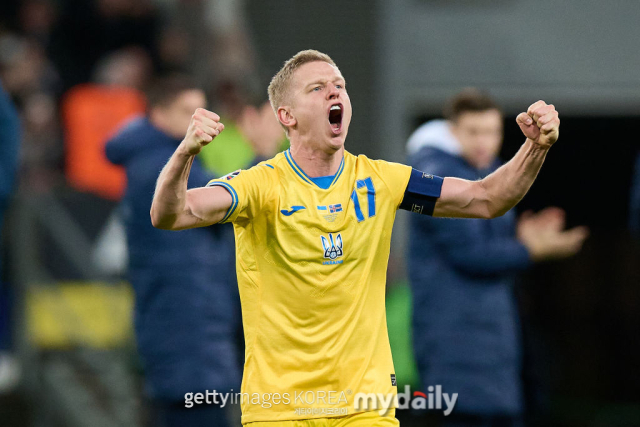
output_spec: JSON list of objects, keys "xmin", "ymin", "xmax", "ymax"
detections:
[{"xmin": 1, "ymin": 0, "xmax": 640, "ymax": 426}]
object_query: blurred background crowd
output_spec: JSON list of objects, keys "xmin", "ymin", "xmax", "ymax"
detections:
[{"xmin": 0, "ymin": 0, "xmax": 639, "ymax": 426}]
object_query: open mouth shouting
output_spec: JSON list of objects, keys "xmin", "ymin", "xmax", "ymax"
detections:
[{"xmin": 328, "ymin": 103, "xmax": 343, "ymax": 134}]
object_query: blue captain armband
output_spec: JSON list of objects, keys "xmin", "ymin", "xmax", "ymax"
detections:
[{"xmin": 399, "ymin": 168, "xmax": 444, "ymax": 216}]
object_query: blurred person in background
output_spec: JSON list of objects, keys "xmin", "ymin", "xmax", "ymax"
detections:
[
  {"xmin": 406, "ymin": 89, "xmax": 588, "ymax": 427},
  {"xmin": 0, "ymin": 7, "xmax": 64, "ymax": 194},
  {"xmin": 199, "ymin": 78, "xmax": 286, "ymax": 176},
  {"xmin": 17, "ymin": 91, "xmax": 64, "ymax": 193},
  {"xmin": 105, "ymin": 75, "xmax": 238, "ymax": 427},
  {"xmin": 62, "ymin": 46, "xmax": 150, "ymax": 201},
  {"xmin": 0, "ymin": 81, "xmax": 21, "ymax": 391},
  {"xmin": 106, "ymin": 74, "xmax": 280, "ymax": 427},
  {"xmin": 0, "ymin": 35, "xmax": 60, "ymax": 100},
  {"xmin": 92, "ymin": 46, "xmax": 153, "ymax": 92}
]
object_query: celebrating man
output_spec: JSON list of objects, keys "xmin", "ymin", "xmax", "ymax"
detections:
[{"xmin": 151, "ymin": 50, "xmax": 561, "ymax": 426}]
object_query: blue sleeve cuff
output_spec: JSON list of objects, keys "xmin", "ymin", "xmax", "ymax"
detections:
[{"xmin": 206, "ymin": 181, "xmax": 238, "ymax": 223}]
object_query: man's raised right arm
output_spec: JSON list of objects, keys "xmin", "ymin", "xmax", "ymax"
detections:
[{"xmin": 150, "ymin": 108, "xmax": 231, "ymax": 230}]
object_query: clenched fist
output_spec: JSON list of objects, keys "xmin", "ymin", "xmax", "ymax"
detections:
[
  {"xmin": 516, "ymin": 100, "xmax": 560, "ymax": 149},
  {"xmin": 180, "ymin": 108, "xmax": 224, "ymax": 155}
]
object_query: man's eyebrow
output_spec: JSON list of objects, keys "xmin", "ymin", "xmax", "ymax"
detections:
[{"xmin": 305, "ymin": 77, "xmax": 346, "ymax": 88}]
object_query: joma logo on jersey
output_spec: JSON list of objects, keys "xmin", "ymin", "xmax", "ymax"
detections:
[{"xmin": 321, "ymin": 233, "xmax": 344, "ymax": 265}]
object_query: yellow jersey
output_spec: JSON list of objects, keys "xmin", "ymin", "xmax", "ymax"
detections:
[{"xmin": 207, "ymin": 149, "xmax": 412, "ymax": 424}]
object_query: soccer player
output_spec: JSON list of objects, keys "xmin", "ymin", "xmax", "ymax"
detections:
[{"xmin": 150, "ymin": 50, "xmax": 561, "ymax": 426}]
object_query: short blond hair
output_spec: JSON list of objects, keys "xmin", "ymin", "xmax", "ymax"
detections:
[{"xmin": 268, "ymin": 49, "xmax": 338, "ymax": 114}]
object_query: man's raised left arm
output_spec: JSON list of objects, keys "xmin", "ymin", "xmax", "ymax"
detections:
[{"xmin": 433, "ymin": 100, "xmax": 559, "ymax": 219}]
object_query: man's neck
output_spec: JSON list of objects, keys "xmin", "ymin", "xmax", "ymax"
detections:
[{"xmin": 289, "ymin": 143, "xmax": 344, "ymax": 178}]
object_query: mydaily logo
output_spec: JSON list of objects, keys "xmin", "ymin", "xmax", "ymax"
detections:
[{"xmin": 354, "ymin": 385, "xmax": 458, "ymax": 416}]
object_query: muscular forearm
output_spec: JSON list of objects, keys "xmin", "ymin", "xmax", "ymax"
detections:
[
  {"xmin": 482, "ymin": 139, "xmax": 549, "ymax": 218},
  {"xmin": 150, "ymin": 146, "xmax": 196, "ymax": 229}
]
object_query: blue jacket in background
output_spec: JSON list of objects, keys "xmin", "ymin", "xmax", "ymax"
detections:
[
  {"xmin": 0, "ymin": 81, "xmax": 21, "ymax": 351},
  {"xmin": 106, "ymin": 118, "xmax": 241, "ymax": 401},
  {"xmin": 630, "ymin": 151, "xmax": 640, "ymax": 237},
  {"xmin": 406, "ymin": 120, "xmax": 531, "ymax": 416},
  {"xmin": 0, "ymin": 82, "xmax": 20, "ymax": 232}
]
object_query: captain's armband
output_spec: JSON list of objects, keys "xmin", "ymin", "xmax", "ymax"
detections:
[{"xmin": 399, "ymin": 168, "xmax": 444, "ymax": 216}]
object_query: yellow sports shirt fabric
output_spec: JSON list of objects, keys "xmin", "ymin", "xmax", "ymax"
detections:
[
  {"xmin": 207, "ymin": 149, "xmax": 411, "ymax": 424},
  {"xmin": 245, "ymin": 408, "xmax": 399, "ymax": 426}
]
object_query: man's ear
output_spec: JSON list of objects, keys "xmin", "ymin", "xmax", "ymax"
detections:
[{"xmin": 277, "ymin": 106, "xmax": 296, "ymax": 129}]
